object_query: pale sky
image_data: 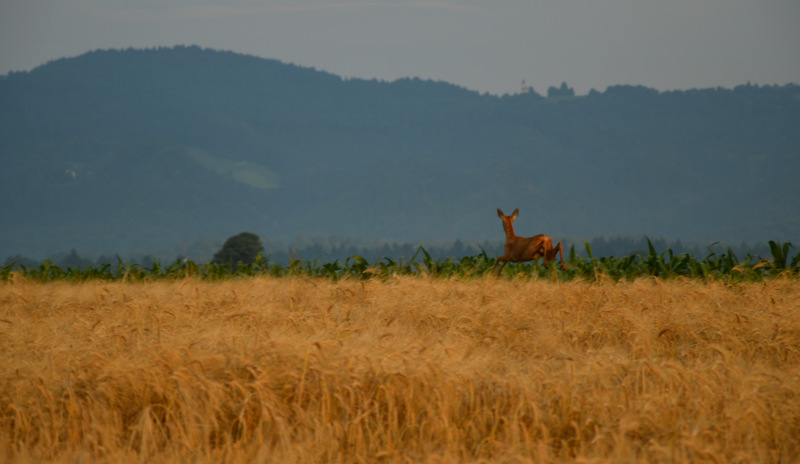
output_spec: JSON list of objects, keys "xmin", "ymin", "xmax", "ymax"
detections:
[{"xmin": 1, "ymin": 0, "xmax": 799, "ymax": 95}]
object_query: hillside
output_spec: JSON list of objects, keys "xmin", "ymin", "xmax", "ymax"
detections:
[{"xmin": 1, "ymin": 46, "xmax": 798, "ymax": 258}]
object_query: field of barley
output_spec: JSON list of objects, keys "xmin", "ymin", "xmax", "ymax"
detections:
[{"xmin": 1, "ymin": 275, "xmax": 799, "ymax": 463}]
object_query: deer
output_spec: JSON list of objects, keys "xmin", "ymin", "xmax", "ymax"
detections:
[{"xmin": 492, "ymin": 208, "xmax": 567, "ymax": 275}]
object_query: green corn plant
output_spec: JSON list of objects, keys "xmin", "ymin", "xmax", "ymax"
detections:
[
  {"xmin": 161, "ymin": 259, "xmax": 183, "ymax": 279},
  {"xmin": 344, "ymin": 255, "xmax": 370, "ymax": 278},
  {"xmin": 115, "ymin": 257, "xmax": 126, "ymax": 279},
  {"xmin": 64, "ymin": 265, "xmax": 88, "ymax": 282},
  {"xmin": 768, "ymin": 240, "xmax": 793, "ymax": 272},
  {"xmin": 738, "ymin": 254, "xmax": 769, "ymax": 282},
  {"xmin": 714, "ymin": 246, "xmax": 739, "ymax": 275},
  {"xmin": 1, "ymin": 261, "xmax": 17, "ymax": 282},
  {"xmin": 696, "ymin": 260, "xmax": 712, "ymax": 280},
  {"xmin": 563, "ymin": 244, "xmax": 580, "ymax": 277},
  {"xmin": 562, "ymin": 243, "xmax": 590, "ymax": 279},
  {"xmin": 320, "ymin": 259, "xmax": 344, "ymax": 279},
  {"xmin": 605, "ymin": 254, "xmax": 640, "ymax": 280},
  {"xmin": 284, "ymin": 258, "xmax": 305, "ymax": 276},
  {"xmin": 431, "ymin": 257, "xmax": 462, "ymax": 276},
  {"xmin": 147, "ymin": 259, "xmax": 162, "ymax": 278},
  {"xmin": 6, "ymin": 240, "xmax": 799, "ymax": 282},
  {"xmin": 410, "ymin": 246, "xmax": 436, "ymax": 276},
  {"xmin": 665, "ymin": 251, "xmax": 694, "ymax": 277},
  {"xmin": 584, "ymin": 241, "xmax": 602, "ymax": 279},
  {"xmin": 37, "ymin": 259, "xmax": 66, "ymax": 282},
  {"xmin": 200, "ymin": 261, "xmax": 226, "ymax": 280},
  {"xmin": 118, "ymin": 262, "xmax": 141, "ymax": 282},
  {"xmin": 702, "ymin": 244, "xmax": 723, "ymax": 276},
  {"xmin": 644, "ymin": 237, "xmax": 668, "ymax": 277},
  {"xmin": 454, "ymin": 254, "xmax": 491, "ymax": 277},
  {"xmin": 361, "ymin": 257, "xmax": 393, "ymax": 279},
  {"xmin": 95, "ymin": 263, "xmax": 114, "ymax": 280},
  {"xmin": 180, "ymin": 259, "xmax": 200, "ymax": 279}
]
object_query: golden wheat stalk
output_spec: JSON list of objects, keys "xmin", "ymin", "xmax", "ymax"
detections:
[{"xmin": 1, "ymin": 277, "xmax": 799, "ymax": 463}]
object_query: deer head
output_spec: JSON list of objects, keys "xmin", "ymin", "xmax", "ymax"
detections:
[{"xmin": 496, "ymin": 208, "xmax": 519, "ymax": 237}]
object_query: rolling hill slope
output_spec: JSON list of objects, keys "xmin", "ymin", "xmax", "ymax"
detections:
[{"xmin": 1, "ymin": 46, "xmax": 798, "ymax": 257}]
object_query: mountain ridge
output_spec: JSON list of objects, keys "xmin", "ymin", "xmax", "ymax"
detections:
[{"xmin": 1, "ymin": 46, "xmax": 798, "ymax": 258}]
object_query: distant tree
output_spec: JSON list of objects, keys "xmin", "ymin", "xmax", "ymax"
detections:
[
  {"xmin": 58, "ymin": 249, "xmax": 92, "ymax": 269},
  {"xmin": 212, "ymin": 232, "xmax": 264, "ymax": 267},
  {"xmin": 95, "ymin": 254, "xmax": 124, "ymax": 266},
  {"xmin": 547, "ymin": 81, "xmax": 575, "ymax": 98},
  {"xmin": 3, "ymin": 255, "xmax": 39, "ymax": 270},
  {"xmin": 450, "ymin": 239, "xmax": 466, "ymax": 257}
]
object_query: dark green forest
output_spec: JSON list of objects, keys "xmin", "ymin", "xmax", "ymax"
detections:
[{"xmin": 1, "ymin": 46, "xmax": 798, "ymax": 260}]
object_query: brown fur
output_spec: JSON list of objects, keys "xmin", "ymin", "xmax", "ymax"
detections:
[{"xmin": 492, "ymin": 207, "xmax": 567, "ymax": 275}]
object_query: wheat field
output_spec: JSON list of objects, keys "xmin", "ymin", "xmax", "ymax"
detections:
[{"xmin": 1, "ymin": 276, "xmax": 799, "ymax": 463}]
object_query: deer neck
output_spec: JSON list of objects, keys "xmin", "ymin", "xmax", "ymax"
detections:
[{"xmin": 503, "ymin": 222, "xmax": 517, "ymax": 240}]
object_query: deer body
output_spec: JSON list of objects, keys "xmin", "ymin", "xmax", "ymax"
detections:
[{"xmin": 492, "ymin": 208, "xmax": 566, "ymax": 275}]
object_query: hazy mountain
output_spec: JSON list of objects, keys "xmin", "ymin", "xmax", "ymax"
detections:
[{"xmin": 1, "ymin": 46, "xmax": 798, "ymax": 258}]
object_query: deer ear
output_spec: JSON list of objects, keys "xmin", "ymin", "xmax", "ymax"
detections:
[
  {"xmin": 511, "ymin": 208, "xmax": 519, "ymax": 220},
  {"xmin": 497, "ymin": 208, "xmax": 504, "ymax": 218}
]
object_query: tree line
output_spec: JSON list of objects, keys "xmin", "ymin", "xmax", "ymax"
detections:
[{"xmin": 2, "ymin": 233, "xmax": 777, "ymax": 271}]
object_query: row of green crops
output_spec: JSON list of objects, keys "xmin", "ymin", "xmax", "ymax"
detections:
[{"xmin": 2, "ymin": 240, "xmax": 798, "ymax": 283}]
